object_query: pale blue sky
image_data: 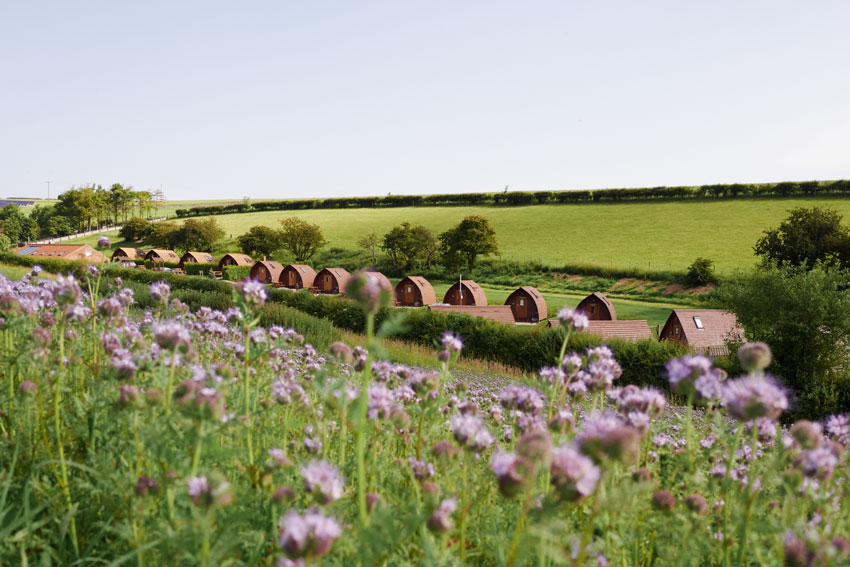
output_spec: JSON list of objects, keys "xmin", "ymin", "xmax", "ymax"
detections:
[{"xmin": 2, "ymin": 1, "xmax": 849, "ymax": 200}]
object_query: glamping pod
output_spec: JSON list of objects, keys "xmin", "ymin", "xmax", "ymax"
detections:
[
  {"xmin": 179, "ymin": 251, "xmax": 215, "ymax": 268},
  {"xmin": 659, "ymin": 309, "xmax": 744, "ymax": 356},
  {"xmin": 429, "ymin": 305, "xmax": 515, "ymax": 324},
  {"xmin": 576, "ymin": 292, "xmax": 616, "ymax": 321},
  {"xmin": 144, "ymin": 249, "xmax": 181, "ymax": 263},
  {"xmin": 316, "ymin": 268, "xmax": 351, "ymax": 294},
  {"xmin": 111, "ymin": 247, "xmax": 146, "ymax": 262},
  {"xmin": 395, "ymin": 276, "xmax": 437, "ymax": 307},
  {"xmin": 280, "ymin": 264, "xmax": 317, "ymax": 289},
  {"xmin": 250, "ymin": 260, "xmax": 284, "ymax": 284},
  {"xmin": 442, "ymin": 280, "xmax": 487, "ymax": 306},
  {"xmin": 16, "ymin": 244, "xmax": 106, "ymax": 263},
  {"xmin": 504, "ymin": 286, "xmax": 547, "ymax": 323},
  {"xmin": 217, "ymin": 253, "xmax": 254, "ymax": 271}
]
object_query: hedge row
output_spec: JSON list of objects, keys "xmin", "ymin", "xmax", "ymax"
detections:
[
  {"xmin": 223, "ymin": 265, "xmax": 251, "ymax": 281},
  {"xmin": 175, "ymin": 179, "xmax": 850, "ymax": 217}
]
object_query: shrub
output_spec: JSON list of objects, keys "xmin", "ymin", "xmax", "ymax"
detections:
[
  {"xmin": 222, "ymin": 265, "xmax": 251, "ymax": 281},
  {"xmin": 686, "ymin": 257, "xmax": 717, "ymax": 286}
]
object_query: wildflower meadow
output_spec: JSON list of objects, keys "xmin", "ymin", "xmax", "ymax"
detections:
[{"xmin": 1, "ymin": 266, "xmax": 849, "ymax": 566}]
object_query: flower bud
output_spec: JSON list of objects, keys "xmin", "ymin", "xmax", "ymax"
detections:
[{"xmin": 737, "ymin": 342, "xmax": 772, "ymax": 373}]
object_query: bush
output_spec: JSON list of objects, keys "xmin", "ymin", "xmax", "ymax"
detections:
[
  {"xmin": 183, "ymin": 263, "xmax": 217, "ymax": 276},
  {"xmin": 686, "ymin": 257, "xmax": 717, "ymax": 286},
  {"xmin": 222, "ymin": 265, "xmax": 251, "ymax": 281}
]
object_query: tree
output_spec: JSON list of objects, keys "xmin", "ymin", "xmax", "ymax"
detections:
[
  {"xmin": 438, "ymin": 215, "xmax": 499, "ymax": 271},
  {"xmin": 754, "ymin": 206, "xmax": 850, "ymax": 268},
  {"xmin": 357, "ymin": 232, "xmax": 379, "ymax": 265},
  {"xmin": 119, "ymin": 217, "xmax": 152, "ymax": 241},
  {"xmin": 174, "ymin": 218, "xmax": 225, "ymax": 253},
  {"xmin": 279, "ymin": 217, "xmax": 327, "ymax": 262},
  {"xmin": 146, "ymin": 221, "xmax": 180, "ymax": 249},
  {"xmin": 686, "ymin": 257, "xmax": 716, "ymax": 286},
  {"xmin": 237, "ymin": 226, "xmax": 284, "ymax": 258},
  {"xmin": 717, "ymin": 263, "xmax": 850, "ymax": 419},
  {"xmin": 0, "ymin": 205, "xmax": 37, "ymax": 243},
  {"xmin": 381, "ymin": 223, "xmax": 438, "ymax": 269}
]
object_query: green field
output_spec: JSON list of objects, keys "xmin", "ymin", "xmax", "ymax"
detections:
[{"xmin": 64, "ymin": 196, "xmax": 850, "ymax": 273}]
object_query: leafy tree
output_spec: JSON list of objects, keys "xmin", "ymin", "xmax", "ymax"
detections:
[
  {"xmin": 237, "ymin": 226, "xmax": 284, "ymax": 258},
  {"xmin": 357, "ymin": 232, "xmax": 379, "ymax": 265},
  {"xmin": 0, "ymin": 205, "xmax": 37, "ymax": 242},
  {"xmin": 439, "ymin": 215, "xmax": 499, "ymax": 271},
  {"xmin": 0, "ymin": 233, "xmax": 10, "ymax": 251},
  {"xmin": 381, "ymin": 223, "xmax": 438, "ymax": 269},
  {"xmin": 46, "ymin": 216, "xmax": 74, "ymax": 237},
  {"xmin": 754, "ymin": 206, "xmax": 850, "ymax": 268},
  {"xmin": 279, "ymin": 217, "xmax": 327, "ymax": 262},
  {"xmin": 145, "ymin": 221, "xmax": 180, "ymax": 249},
  {"xmin": 717, "ymin": 263, "xmax": 850, "ymax": 418},
  {"xmin": 173, "ymin": 218, "xmax": 224, "ymax": 253},
  {"xmin": 119, "ymin": 217, "xmax": 152, "ymax": 241},
  {"xmin": 686, "ymin": 257, "xmax": 717, "ymax": 286}
]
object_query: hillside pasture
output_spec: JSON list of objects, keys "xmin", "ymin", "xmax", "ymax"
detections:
[{"xmin": 61, "ymin": 196, "xmax": 850, "ymax": 273}]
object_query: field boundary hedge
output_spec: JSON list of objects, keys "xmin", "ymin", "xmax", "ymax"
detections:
[{"xmin": 175, "ymin": 179, "xmax": 850, "ymax": 217}]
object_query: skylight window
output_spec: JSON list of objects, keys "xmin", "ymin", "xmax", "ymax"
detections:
[{"xmin": 693, "ymin": 316, "xmax": 704, "ymax": 329}]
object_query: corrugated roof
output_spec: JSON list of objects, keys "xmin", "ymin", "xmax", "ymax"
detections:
[
  {"xmin": 664, "ymin": 309, "xmax": 744, "ymax": 351},
  {"xmin": 584, "ymin": 320, "xmax": 652, "ymax": 341},
  {"xmin": 429, "ymin": 304, "xmax": 516, "ymax": 324},
  {"xmin": 443, "ymin": 280, "xmax": 488, "ymax": 306},
  {"xmin": 395, "ymin": 276, "xmax": 438, "ymax": 305}
]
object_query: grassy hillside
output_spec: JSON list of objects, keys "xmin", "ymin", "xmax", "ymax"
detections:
[{"xmin": 65, "ymin": 196, "xmax": 850, "ymax": 273}]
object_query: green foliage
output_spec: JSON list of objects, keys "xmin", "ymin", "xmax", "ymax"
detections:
[
  {"xmin": 0, "ymin": 233, "xmax": 11, "ymax": 251},
  {"xmin": 717, "ymin": 262, "xmax": 850, "ymax": 418},
  {"xmin": 222, "ymin": 265, "xmax": 251, "ymax": 281},
  {"xmin": 439, "ymin": 215, "xmax": 499, "ymax": 271},
  {"xmin": 145, "ymin": 221, "xmax": 180, "ymax": 249},
  {"xmin": 381, "ymin": 222, "xmax": 438, "ymax": 270},
  {"xmin": 686, "ymin": 257, "xmax": 717, "ymax": 286},
  {"xmin": 0, "ymin": 204, "xmax": 38, "ymax": 242},
  {"xmin": 237, "ymin": 225, "xmax": 284, "ymax": 258},
  {"xmin": 182, "ymin": 263, "xmax": 217, "ymax": 276},
  {"xmin": 176, "ymin": 218, "xmax": 225, "ymax": 253},
  {"xmin": 118, "ymin": 217, "xmax": 152, "ymax": 241},
  {"xmin": 753, "ymin": 206, "xmax": 850, "ymax": 269},
  {"xmin": 279, "ymin": 217, "xmax": 327, "ymax": 262}
]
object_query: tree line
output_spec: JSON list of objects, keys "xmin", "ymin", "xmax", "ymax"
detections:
[
  {"xmin": 174, "ymin": 179, "xmax": 850, "ymax": 218},
  {"xmin": 235, "ymin": 215, "xmax": 499, "ymax": 271},
  {"xmin": 0, "ymin": 184, "xmax": 165, "ymax": 247}
]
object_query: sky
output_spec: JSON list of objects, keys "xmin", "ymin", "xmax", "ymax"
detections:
[{"xmin": 2, "ymin": 1, "xmax": 849, "ymax": 201}]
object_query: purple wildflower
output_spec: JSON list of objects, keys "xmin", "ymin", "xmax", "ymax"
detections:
[
  {"xmin": 408, "ymin": 457, "xmax": 436, "ymax": 481},
  {"xmin": 575, "ymin": 412, "xmax": 641, "ymax": 465},
  {"xmin": 300, "ymin": 460, "xmax": 344, "ymax": 504},
  {"xmin": 665, "ymin": 354, "xmax": 724, "ymax": 402},
  {"xmin": 825, "ymin": 414, "xmax": 850, "ymax": 446},
  {"xmin": 556, "ymin": 307, "xmax": 589, "ymax": 331},
  {"xmin": 721, "ymin": 375, "xmax": 788, "ymax": 421},
  {"xmin": 793, "ymin": 444, "xmax": 842, "ymax": 481},
  {"xmin": 97, "ymin": 235, "xmax": 111, "ymax": 248},
  {"xmin": 278, "ymin": 508, "xmax": 342, "ymax": 560},
  {"xmin": 489, "ymin": 450, "xmax": 532, "ymax": 498},
  {"xmin": 450, "ymin": 413, "xmax": 495, "ymax": 451},
  {"xmin": 344, "ymin": 271, "xmax": 391, "ymax": 312},
  {"xmin": 549, "ymin": 445, "xmax": 600, "ymax": 501},
  {"xmin": 238, "ymin": 279, "xmax": 267, "ymax": 309},
  {"xmin": 427, "ymin": 498, "xmax": 457, "ymax": 533},
  {"xmin": 149, "ymin": 281, "xmax": 170, "ymax": 305},
  {"xmin": 499, "ymin": 385, "xmax": 545, "ymax": 414},
  {"xmin": 153, "ymin": 321, "xmax": 192, "ymax": 352},
  {"xmin": 52, "ymin": 274, "xmax": 81, "ymax": 306},
  {"xmin": 440, "ymin": 331, "xmax": 464, "ymax": 353}
]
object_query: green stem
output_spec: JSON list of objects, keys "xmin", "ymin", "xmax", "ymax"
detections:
[
  {"xmin": 191, "ymin": 422, "xmax": 206, "ymax": 478},
  {"xmin": 734, "ymin": 425, "xmax": 760, "ymax": 566},
  {"xmin": 547, "ymin": 328, "xmax": 573, "ymax": 420},
  {"xmin": 164, "ymin": 352, "xmax": 177, "ymax": 416},
  {"xmin": 242, "ymin": 326, "xmax": 254, "ymax": 465},
  {"xmin": 574, "ymin": 486, "xmax": 601, "ymax": 567},
  {"xmin": 356, "ymin": 312, "xmax": 375, "ymax": 531},
  {"xmin": 459, "ymin": 459, "xmax": 468, "ymax": 563},
  {"xmin": 54, "ymin": 326, "xmax": 79, "ymax": 557},
  {"xmin": 506, "ymin": 464, "xmax": 538, "ymax": 567}
]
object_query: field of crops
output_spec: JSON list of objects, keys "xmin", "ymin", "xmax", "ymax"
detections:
[
  {"xmin": 1, "ymin": 267, "xmax": 848, "ymax": 565},
  {"xmin": 62, "ymin": 196, "xmax": 850, "ymax": 273}
]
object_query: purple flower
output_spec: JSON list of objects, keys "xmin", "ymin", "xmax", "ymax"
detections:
[
  {"xmin": 489, "ymin": 450, "xmax": 533, "ymax": 498},
  {"xmin": 721, "ymin": 375, "xmax": 788, "ymax": 421},
  {"xmin": 344, "ymin": 271, "xmax": 392, "ymax": 312},
  {"xmin": 187, "ymin": 476, "xmax": 210, "ymax": 506},
  {"xmin": 153, "ymin": 321, "xmax": 192, "ymax": 352},
  {"xmin": 427, "ymin": 498, "xmax": 457, "ymax": 533},
  {"xmin": 450, "ymin": 413, "xmax": 495, "ymax": 451},
  {"xmin": 549, "ymin": 445, "xmax": 600, "ymax": 501},
  {"xmin": 825, "ymin": 414, "xmax": 850, "ymax": 446},
  {"xmin": 278, "ymin": 508, "xmax": 342, "ymax": 560},
  {"xmin": 300, "ymin": 460, "xmax": 344, "ymax": 504},
  {"xmin": 52, "ymin": 274, "xmax": 81, "ymax": 306},
  {"xmin": 665, "ymin": 355, "xmax": 724, "ymax": 402},
  {"xmin": 440, "ymin": 331, "xmax": 464, "ymax": 353},
  {"xmin": 268, "ymin": 447, "xmax": 291, "ymax": 469},
  {"xmin": 499, "ymin": 385, "xmax": 545, "ymax": 414},
  {"xmin": 149, "ymin": 281, "xmax": 171, "ymax": 305},
  {"xmin": 408, "ymin": 457, "xmax": 436, "ymax": 481},
  {"xmin": 238, "ymin": 279, "xmax": 267, "ymax": 309},
  {"xmin": 793, "ymin": 444, "xmax": 841, "ymax": 481},
  {"xmin": 556, "ymin": 307, "xmax": 589, "ymax": 331},
  {"xmin": 367, "ymin": 383, "xmax": 401, "ymax": 419},
  {"xmin": 575, "ymin": 412, "xmax": 641, "ymax": 465},
  {"xmin": 272, "ymin": 378, "xmax": 307, "ymax": 406},
  {"xmin": 97, "ymin": 235, "xmax": 111, "ymax": 248}
]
